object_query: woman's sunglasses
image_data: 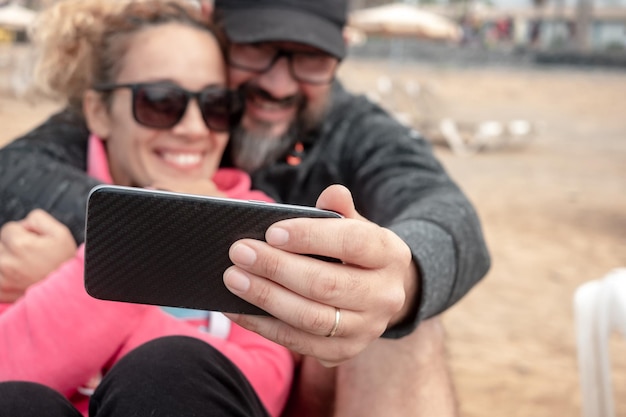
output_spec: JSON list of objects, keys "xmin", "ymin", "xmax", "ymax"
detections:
[{"xmin": 93, "ymin": 82, "xmax": 243, "ymax": 132}]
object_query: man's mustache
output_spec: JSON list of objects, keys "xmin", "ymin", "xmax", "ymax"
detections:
[{"xmin": 241, "ymin": 83, "xmax": 302, "ymax": 108}]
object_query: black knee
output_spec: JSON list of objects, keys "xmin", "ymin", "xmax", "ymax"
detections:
[
  {"xmin": 91, "ymin": 336, "xmax": 269, "ymax": 417},
  {"xmin": 0, "ymin": 381, "xmax": 82, "ymax": 417}
]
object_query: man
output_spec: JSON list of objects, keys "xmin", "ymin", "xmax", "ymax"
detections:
[{"xmin": 0, "ymin": 0, "xmax": 490, "ymax": 415}]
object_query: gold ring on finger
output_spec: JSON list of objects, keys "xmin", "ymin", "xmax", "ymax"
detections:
[{"xmin": 326, "ymin": 307, "xmax": 341, "ymax": 338}]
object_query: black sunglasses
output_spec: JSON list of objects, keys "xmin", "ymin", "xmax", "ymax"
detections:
[{"xmin": 93, "ymin": 82, "xmax": 243, "ymax": 132}]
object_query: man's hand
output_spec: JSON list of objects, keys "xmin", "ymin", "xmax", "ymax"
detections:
[
  {"xmin": 0, "ymin": 209, "xmax": 77, "ymax": 302},
  {"xmin": 224, "ymin": 185, "xmax": 418, "ymax": 366}
]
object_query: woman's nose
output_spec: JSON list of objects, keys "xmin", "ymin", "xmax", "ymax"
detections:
[{"xmin": 172, "ymin": 99, "xmax": 209, "ymax": 139}]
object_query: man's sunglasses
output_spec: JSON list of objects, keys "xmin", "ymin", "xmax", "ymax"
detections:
[{"xmin": 93, "ymin": 82, "xmax": 243, "ymax": 132}]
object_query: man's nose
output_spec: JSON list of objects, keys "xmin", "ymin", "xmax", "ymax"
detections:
[
  {"xmin": 172, "ymin": 99, "xmax": 209, "ymax": 139},
  {"xmin": 256, "ymin": 56, "xmax": 299, "ymax": 99}
]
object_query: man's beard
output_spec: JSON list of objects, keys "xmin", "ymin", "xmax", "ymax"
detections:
[
  {"xmin": 229, "ymin": 122, "xmax": 296, "ymax": 174},
  {"xmin": 229, "ymin": 84, "xmax": 328, "ymax": 174}
]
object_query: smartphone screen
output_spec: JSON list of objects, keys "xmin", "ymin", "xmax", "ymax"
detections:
[{"xmin": 84, "ymin": 185, "xmax": 341, "ymax": 315}]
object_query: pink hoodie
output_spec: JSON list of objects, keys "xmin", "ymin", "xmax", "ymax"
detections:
[{"xmin": 0, "ymin": 135, "xmax": 293, "ymax": 417}]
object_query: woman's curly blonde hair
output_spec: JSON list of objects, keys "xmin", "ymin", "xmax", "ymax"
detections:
[{"xmin": 30, "ymin": 0, "xmax": 222, "ymax": 111}]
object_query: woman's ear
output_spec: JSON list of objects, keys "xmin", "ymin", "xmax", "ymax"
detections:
[
  {"xmin": 200, "ymin": 1, "xmax": 214, "ymax": 22},
  {"xmin": 83, "ymin": 90, "xmax": 112, "ymax": 139}
]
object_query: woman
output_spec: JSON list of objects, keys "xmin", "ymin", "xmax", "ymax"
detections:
[{"xmin": 0, "ymin": 1, "xmax": 292, "ymax": 416}]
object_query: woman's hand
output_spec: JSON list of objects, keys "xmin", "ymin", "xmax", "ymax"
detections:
[
  {"xmin": 224, "ymin": 185, "xmax": 418, "ymax": 366},
  {"xmin": 0, "ymin": 209, "xmax": 77, "ymax": 302}
]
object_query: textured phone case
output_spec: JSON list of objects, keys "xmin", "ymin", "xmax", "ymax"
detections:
[{"xmin": 84, "ymin": 185, "xmax": 341, "ymax": 315}]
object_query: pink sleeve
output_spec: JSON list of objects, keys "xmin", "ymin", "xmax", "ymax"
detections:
[
  {"xmin": 0, "ymin": 246, "xmax": 152, "ymax": 396},
  {"xmin": 0, "ymin": 245, "xmax": 293, "ymax": 417}
]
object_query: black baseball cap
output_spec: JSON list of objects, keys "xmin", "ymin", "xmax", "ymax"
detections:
[{"xmin": 214, "ymin": 0, "xmax": 348, "ymax": 59}]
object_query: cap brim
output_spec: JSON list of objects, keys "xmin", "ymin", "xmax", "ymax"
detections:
[{"xmin": 220, "ymin": 8, "xmax": 346, "ymax": 59}]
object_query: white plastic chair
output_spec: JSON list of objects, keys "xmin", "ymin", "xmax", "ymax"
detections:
[{"xmin": 574, "ymin": 268, "xmax": 626, "ymax": 417}]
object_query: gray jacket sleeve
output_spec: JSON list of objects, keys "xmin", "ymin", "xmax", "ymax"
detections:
[
  {"xmin": 335, "ymin": 99, "xmax": 490, "ymax": 337},
  {"xmin": 0, "ymin": 109, "xmax": 98, "ymax": 243}
]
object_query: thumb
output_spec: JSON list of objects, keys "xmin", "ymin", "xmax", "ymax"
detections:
[{"xmin": 315, "ymin": 184, "xmax": 363, "ymax": 220}]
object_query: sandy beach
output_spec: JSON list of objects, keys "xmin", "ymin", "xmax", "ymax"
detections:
[{"xmin": 1, "ymin": 51, "xmax": 625, "ymax": 417}]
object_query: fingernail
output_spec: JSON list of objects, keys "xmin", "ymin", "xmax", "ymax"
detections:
[
  {"xmin": 266, "ymin": 227, "xmax": 289, "ymax": 246},
  {"xmin": 224, "ymin": 270, "xmax": 250, "ymax": 293},
  {"xmin": 230, "ymin": 243, "xmax": 257, "ymax": 266}
]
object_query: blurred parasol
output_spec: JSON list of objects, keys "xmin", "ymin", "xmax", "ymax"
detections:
[
  {"xmin": 348, "ymin": 3, "xmax": 461, "ymax": 42},
  {"xmin": 0, "ymin": 3, "xmax": 36, "ymax": 31}
]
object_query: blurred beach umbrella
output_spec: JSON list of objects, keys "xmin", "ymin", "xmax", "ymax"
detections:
[
  {"xmin": 0, "ymin": 3, "xmax": 36, "ymax": 31},
  {"xmin": 348, "ymin": 3, "xmax": 462, "ymax": 42}
]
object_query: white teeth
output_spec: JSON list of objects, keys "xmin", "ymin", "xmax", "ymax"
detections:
[{"xmin": 162, "ymin": 152, "xmax": 202, "ymax": 167}]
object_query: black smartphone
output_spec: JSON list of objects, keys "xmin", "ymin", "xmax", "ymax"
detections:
[{"xmin": 84, "ymin": 185, "xmax": 342, "ymax": 315}]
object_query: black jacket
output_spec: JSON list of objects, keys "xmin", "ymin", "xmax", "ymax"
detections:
[{"xmin": 0, "ymin": 83, "xmax": 490, "ymax": 337}]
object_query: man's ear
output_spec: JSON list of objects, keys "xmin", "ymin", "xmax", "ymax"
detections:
[{"xmin": 83, "ymin": 90, "xmax": 112, "ymax": 139}]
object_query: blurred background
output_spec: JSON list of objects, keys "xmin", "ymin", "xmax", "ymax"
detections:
[{"xmin": 1, "ymin": 0, "xmax": 625, "ymax": 416}]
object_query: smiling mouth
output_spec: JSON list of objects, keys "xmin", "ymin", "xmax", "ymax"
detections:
[{"xmin": 160, "ymin": 151, "xmax": 203, "ymax": 168}]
